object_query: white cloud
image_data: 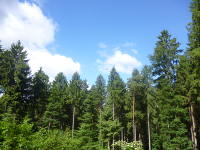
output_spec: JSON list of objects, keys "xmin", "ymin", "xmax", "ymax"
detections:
[
  {"xmin": 98, "ymin": 50, "xmax": 142, "ymax": 74},
  {"xmin": 28, "ymin": 49, "xmax": 80, "ymax": 81},
  {"xmin": 0, "ymin": 0, "xmax": 80, "ymax": 80},
  {"xmin": 98, "ymin": 42, "xmax": 108, "ymax": 49}
]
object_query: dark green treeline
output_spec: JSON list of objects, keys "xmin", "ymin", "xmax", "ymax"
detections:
[{"xmin": 0, "ymin": 0, "xmax": 200, "ymax": 149}]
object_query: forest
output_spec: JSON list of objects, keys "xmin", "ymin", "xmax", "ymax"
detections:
[{"xmin": 0, "ymin": 0, "xmax": 200, "ymax": 150}]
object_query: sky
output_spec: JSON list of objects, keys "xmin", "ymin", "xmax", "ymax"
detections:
[{"xmin": 0, "ymin": 0, "xmax": 191, "ymax": 85}]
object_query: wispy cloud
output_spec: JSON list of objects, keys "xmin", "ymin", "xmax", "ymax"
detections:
[
  {"xmin": 97, "ymin": 43, "xmax": 142, "ymax": 74},
  {"xmin": 0, "ymin": 0, "xmax": 80, "ymax": 80}
]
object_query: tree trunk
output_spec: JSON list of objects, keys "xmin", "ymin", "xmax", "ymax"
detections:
[
  {"xmin": 48, "ymin": 122, "xmax": 51, "ymax": 130},
  {"xmin": 189, "ymin": 103, "xmax": 198, "ymax": 150},
  {"xmin": 108, "ymin": 140, "xmax": 110, "ymax": 150},
  {"xmin": 121, "ymin": 129, "xmax": 123, "ymax": 141},
  {"xmin": 112, "ymin": 134, "xmax": 115, "ymax": 150},
  {"xmin": 72, "ymin": 106, "xmax": 75, "ymax": 138},
  {"xmin": 147, "ymin": 106, "xmax": 151, "ymax": 150},
  {"xmin": 133, "ymin": 96, "xmax": 136, "ymax": 141}
]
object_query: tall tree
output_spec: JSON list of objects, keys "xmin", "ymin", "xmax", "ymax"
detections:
[
  {"xmin": 77, "ymin": 86, "xmax": 101, "ymax": 150},
  {"xmin": 150, "ymin": 30, "xmax": 191, "ymax": 149},
  {"xmin": 31, "ymin": 68, "xmax": 50, "ymax": 125},
  {"xmin": 141, "ymin": 66, "xmax": 153, "ymax": 150},
  {"xmin": 127, "ymin": 68, "xmax": 150, "ymax": 149},
  {"xmin": 0, "ymin": 41, "xmax": 32, "ymax": 120},
  {"xmin": 187, "ymin": 0, "xmax": 200, "ymax": 149},
  {"xmin": 107, "ymin": 67, "xmax": 126, "ymax": 149},
  {"xmin": 95, "ymin": 75, "xmax": 106, "ymax": 148},
  {"xmin": 43, "ymin": 72, "xmax": 69, "ymax": 129},
  {"xmin": 69, "ymin": 72, "xmax": 87, "ymax": 138}
]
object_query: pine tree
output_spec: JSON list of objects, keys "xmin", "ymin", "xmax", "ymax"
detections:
[
  {"xmin": 106, "ymin": 67, "xmax": 126, "ymax": 149},
  {"xmin": 69, "ymin": 72, "xmax": 87, "ymax": 137},
  {"xmin": 77, "ymin": 86, "xmax": 100, "ymax": 150},
  {"xmin": 31, "ymin": 68, "xmax": 50, "ymax": 125},
  {"xmin": 0, "ymin": 41, "xmax": 32, "ymax": 120},
  {"xmin": 126, "ymin": 68, "xmax": 150, "ymax": 149},
  {"xmin": 186, "ymin": 0, "xmax": 200, "ymax": 149},
  {"xmin": 150, "ymin": 30, "xmax": 191, "ymax": 149},
  {"xmin": 95, "ymin": 75, "xmax": 106, "ymax": 148},
  {"xmin": 43, "ymin": 72, "xmax": 69, "ymax": 129}
]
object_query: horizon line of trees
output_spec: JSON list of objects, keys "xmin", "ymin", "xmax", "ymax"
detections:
[{"xmin": 0, "ymin": 0, "xmax": 200, "ymax": 149}]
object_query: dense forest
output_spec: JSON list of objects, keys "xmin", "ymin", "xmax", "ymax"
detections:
[{"xmin": 0, "ymin": 0, "xmax": 200, "ymax": 149}]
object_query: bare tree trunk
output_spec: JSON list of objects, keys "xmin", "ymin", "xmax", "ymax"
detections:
[
  {"xmin": 139, "ymin": 133, "xmax": 141, "ymax": 141},
  {"xmin": 121, "ymin": 129, "xmax": 123, "ymax": 141},
  {"xmin": 72, "ymin": 106, "xmax": 75, "ymax": 138},
  {"xmin": 189, "ymin": 103, "xmax": 198, "ymax": 150},
  {"xmin": 133, "ymin": 96, "xmax": 136, "ymax": 141},
  {"xmin": 108, "ymin": 140, "xmax": 110, "ymax": 150},
  {"xmin": 147, "ymin": 106, "xmax": 151, "ymax": 150},
  {"xmin": 112, "ymin": 134, "xmax": 115, "ymax": 150},
  {"xmin": 48, "ymin": 122, "xmax": 51, "ymax": 130}
]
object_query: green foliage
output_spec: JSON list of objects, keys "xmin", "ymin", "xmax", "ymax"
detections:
[
  {"xmin": 32, "ymin": 129, "xmax": 81, "ymax": 150},
  {"xmin": 113, "ymin": 141, "xmax": 143, "ymax": 150},
  {"xmin": 31, "ymin": 67, "xmax": 50, "ymax": 125},
  {"xmin": 43, "ymin": 72, "xmax": 69, "ymax": 129},
  {"xmin": 0, "ymin": 41, "xmax": 32, "ymax": 120},
  {"xmin": 0, "ymin": 1, "xmax": 200, "ymax": 148},
  {"xmin": 0, "ymin": 113, "xmax": 33, "ymax": 150},
  {"xmin": 150, "ymin": 30, "xmax": 192, "ymax": 149}
]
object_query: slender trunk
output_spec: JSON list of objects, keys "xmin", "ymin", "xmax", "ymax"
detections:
[
  {"xmin": 139, "ymin": 133, "xmax": 141, "ymax": 141},
  {"xmin": 189, "ymin": 103, "xmax": 198, "ymax": 150},
  {"xmin": 124, "ymin": 131, "xmax": 126, "ymax": 142},
  {"xmin": 48, "ymin": 122, "xmax": 51, "ymax": 130},
  {"xmin": 112, "ymin": 134, "xmax": 115, "ymax": 150},
  {"xmin": 72, "ymin": 106, "xmax": 75, "ymax": 138},
  {"xmin": 147, "ymin": 106, "xmax": 151, "ymax": 150},
  {"xmin": 108, "ymin": 140, "xmax": 110, "ymax": 150},
  {"xmin": 121, "ymin": 129, "xmax": 123, "ymax": 141},
  {"xmin": 133, "ymin": 96, "xmax": 136, "ymax": 141}
]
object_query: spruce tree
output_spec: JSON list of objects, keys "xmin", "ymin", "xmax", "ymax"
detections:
[
  {"xmin": 69, "ymin": 72, "xmax": 87, "ymax": 137},
  {"xmin": 31, "ymin": 68, "xmax": 50, "ymax": 125},
  {"xmin": 0, "ymin": 41, "xmax": 32, "ymax": 120},
  {"xmin": 77, "ymin": 86, "xmax": 100, "ymax": 150},
  {"xmin": 106, "ymin": 67, "xmax": 126, "ymax": 149},
  {"xmin": 150, "ymin": 30, "xmax": 191, "ymax": 149},
  {"xmin": 43, "ymin": 72, "xmax": 69, "ymax": 129},
  {"xmin": 186, "ymin": 0, "xmax": 200, "ymax": 149}
]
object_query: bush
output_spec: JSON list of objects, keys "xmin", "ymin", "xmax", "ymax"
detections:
[{"xmin": 113, "ymin": 140, "xmax": 143, "ymax": 150}]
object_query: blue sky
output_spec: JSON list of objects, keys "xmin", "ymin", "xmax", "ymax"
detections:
[{"xmin": 0, "ymin": 0, "xmax": 191, "ymax": 85}]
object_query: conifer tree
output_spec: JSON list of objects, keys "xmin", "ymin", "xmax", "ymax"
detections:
[
  {"xmin": 150, "ymin": 30, "xmax": 191, "ymax": 149},
  {"xmin": 69, "ymin": 72, "xmax": 86, "ymax": 137},
  {"xmin": 43, "ymin": 72, "xmax": 69, "ymax": 129},
  {"xmin": 0, "ymin": 41, "xmax": 32, "ymax": 120},
  {"xmin": 107, "ymin": 67, "xmax": 126, "ymax": 149},
  {"xmin": 31, "ymin": 68, "xmax": 50, "ymax": 125},
  {"xmin": 95, "ymin": 75, "xmax": 106, "ymax": 148},
  {"xmin": 186, "ymin": 0, "xmax": 200, "ymax": 149},
  {"xmin": 77, "ymin": 86, "xmax": 100, "ymax": 150}
]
